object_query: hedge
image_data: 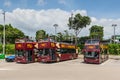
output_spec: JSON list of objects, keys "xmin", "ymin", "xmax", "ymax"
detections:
[
  {"xmin": 108, "ymin": 44, "xmax": 120, "ymax": 55},
  {"xmin": 0, "ymin": 44, "xmax": 15, "ymax": 55},
  {"xmin": 77, "ymin": 44, "xmax": 84, "ymax": 54}
]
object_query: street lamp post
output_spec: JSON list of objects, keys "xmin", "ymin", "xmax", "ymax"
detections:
[
  {"xmin": 70, "ymin": 12, "xmax": 73, "ymax": 44},
  {"xmin": 2, "ymin": 11, "xmax": 6, "ymax": 54},
  {"xmin": 70, "ymin": 12, "xmax": 73, "ymax": 29},
  {"xmin": 112, "ymin": 24, "xmax": 117, "ymax": 44},
  {"xmin": 53, "ymin": 24, "xmax": 58, "ymax": 41}
]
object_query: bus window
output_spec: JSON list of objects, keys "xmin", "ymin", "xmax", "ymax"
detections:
[
  {"xmin": 16, "ymin": 50, "xmax": 24, "ymax": 57},
  {"xmin": 39, "ymin": 49, "xmax": 50, "ymax": 56},
  {"xmin": 39, "ymin": 49, "xmax": 43, "ymax": 55},
  {"xmin": 60, "ymin": 49, "xmax": 67, "ymax": 54},
  {"xmin": 68, "ymin": 49, "xmax": 71, "ymax": 53},
  {"xmin": 51, "ymin": 49, "xmax": 55, "ymax": 54},
  {"xmin": 96, "ymin": 45, "xmax": 99, "ymax": 49},
  {"xmin": 72, "ymin": 49, "xmax": 76, "ymax": 53},
  {"xmin": 44, "ymin": 49, "xmax": 49, "ymax": 55},
  {"xmin": 56, "ymin": 49, "xmax": 60, "ymax": 53},
  {"xmin": 68, "ymin": 49, "xmax": 75, "ymax": 53}
]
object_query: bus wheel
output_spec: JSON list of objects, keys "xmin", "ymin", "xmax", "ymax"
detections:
[
  {"xmin": 99, "ymin": 58, "xmax": 102, "ymax": 64},
  {"xmin": 56, "ymin": 57, "xmax": 60, "ymax": 62},
  {"xmin": 71, "ymin": 56, "xmax": 74, "ymax": 60}
]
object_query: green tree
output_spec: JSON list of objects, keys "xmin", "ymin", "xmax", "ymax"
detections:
[
  {"xmin": 63, "ymin": 30, "xmax": 70, "ymax": 41},
  {"xmin": 0, "ymin": 24, "xmax": 25, "ymax": 44},
  {"xmin": 68, "ymin": 13, "xmax": 91, "ymax": 44},
  {"xmin": 78, "ymin": 36, "xmax": 90, "ymax": 44},
  {"xmin": 89, "ymin": 25, "xmax": 104, "ymax": 40},
  {"xmin": 56, "ymin": 30, "xmax": 75, "ymax": 43},
  {"xmin": 49, "ymin": 34, "xmax": 55, "ymax": 41},
  {"xmin": 57, "ymin": 32, "xmax": 63, "ymax": 42},
  {"xmin": 36, "ymin": 30, "xmax": 48, "ymax": 41}
]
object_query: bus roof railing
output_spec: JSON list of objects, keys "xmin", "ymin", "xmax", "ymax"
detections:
[{"xmin": 15, "ymin": 38, "xmax": 34, "ymax": 43}]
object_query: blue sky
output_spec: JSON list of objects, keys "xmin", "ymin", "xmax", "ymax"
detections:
[
  {"xmin": 0, "ymin": 0, "xmax": 120, "ymax": 39},
  {"xmin": 1, "ymin": 0, "xmax": 120, "ymax": 19}
]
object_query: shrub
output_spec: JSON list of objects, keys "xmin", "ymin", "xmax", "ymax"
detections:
[
  {"xmin": 0, "ymin": 44, "xmax": 15, "ymax": 55},
  {"xmin": 77, "ymin": 44, "xmax": 84, "ymax": 54},
  {"xmin": 5, "ymin": 44, "xmax": 15, "ymax": 55},
  {"xmin": 0, "ymin": 44, "xmax": 2, "ymax": 53},
  {"xmin": 108, "ymin": 44, "xmax": 120, "ymax": 55}
]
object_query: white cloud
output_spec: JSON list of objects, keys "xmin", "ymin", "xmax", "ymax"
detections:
[
  {"xmin": 0, "ymin": 9, "xmax": 3, "ymax": 14},
  {"xmin": 0, "ymin": 8, "xmax": 120, "ymax": 39},
  {"xmin": 37, "ymin": 0, "xmax": 46, "ymax": 6},
  {"xmin": 4, "ymin": 1, "xmax": 11, "ymax": 7},
  {"xmin": 74, "ymin": 10, "xmax": 87, "ymax": 16},
  {"xmin": 0, "ymin": 8, "xmax": 70, "ymax": 37},
  {"xmin": 59, "ymin": 0, "xmax": 66, "ymax": 5}
]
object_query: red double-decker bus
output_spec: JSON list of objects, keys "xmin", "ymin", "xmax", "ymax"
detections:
[
  {"xmin": 37, "ymin": 38, "xmax": 78, "ymax": 62},
  {"xmin": 82, "ymin": 39, "xmax": 109, "ymax": 64},
  {"xmin": 15, "ymin": 39, "xmax": 37, "ymax": 63}
]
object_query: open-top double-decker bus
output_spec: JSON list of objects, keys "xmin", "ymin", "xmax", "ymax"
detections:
[
  {"xmin": 15, "ymin": 39, "xmax": 37, "ymax": 63},
  {"xmin": 82, "ymin": 39, "xmax": 109, "ymax": 64},
  {"xmin": 37, "ymin": 38, "xmax": 78, "ymax": 62}
]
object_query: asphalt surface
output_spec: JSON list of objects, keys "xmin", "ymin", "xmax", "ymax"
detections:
[{"xmin": 0, "ymin": 55, "xmax": 120, "ymax": 80}]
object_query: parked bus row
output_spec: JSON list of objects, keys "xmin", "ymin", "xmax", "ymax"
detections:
[
  {"xmin": 15, "ymin": 38, "xmax": 78, "ymax": 63},
  {"xmin": 14, "ymin": 38, "xmax": 109, "ymax": 64}
]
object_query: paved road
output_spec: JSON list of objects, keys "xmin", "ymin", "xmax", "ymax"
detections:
[{"xmin": 0, "ymin": 57, "xmax": 120, "ymax": 80}]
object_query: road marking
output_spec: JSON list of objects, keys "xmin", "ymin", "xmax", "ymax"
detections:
[{"xmin": 0, "ymin": 68, "xmax": 16, "ymax": 70}]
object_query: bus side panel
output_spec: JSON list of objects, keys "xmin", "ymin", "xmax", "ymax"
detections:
[{"xmin": 60, "ymin": 53, "xmax": 72, "ymax": 60}]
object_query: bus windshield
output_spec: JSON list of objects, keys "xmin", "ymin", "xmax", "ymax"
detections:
[
  {"xmin": 86, "ymin": 40, "xmax": 99, "ymax": 44},
  {"xmin": 39, "ymin": 49, "xmax": 50, "ymax": 56},
  {"xmin": 16, "ymin": 50, "xmax": 24, "ymax": 57},
  {"xmin": 85, "ymin": 51, "xmax": 98, "ymax": 58}
]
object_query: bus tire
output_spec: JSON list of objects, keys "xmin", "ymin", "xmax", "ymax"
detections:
[
  {"xmin": 99, "ymin": 54, "xmax": 102, "ymax": 64},
  {"xmin": 99, "ymin": 59, "xmax": 102, "ymax": 64},
  {"xmin": 56, "ymin": 57, "xmax": 60, "ymax": 62},
  {"xmin": 71, "ymin": 56, "xmax": 74, "ymax": 60}
]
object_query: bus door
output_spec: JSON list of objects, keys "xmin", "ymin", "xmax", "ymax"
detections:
[
  {"xmin": 59, "ymin": 48, "xmax": 65, "ymax": 60},
  {"xmin": 15, "ymin": 50, "xmax": 25, "ymax": 63},
  {"xmin": 38, "ymin": 49, "xmax": 56, "ymax": 62},
  {"xmin": 50, "ymin": 49, "xmax": 56, "ymax": 61},
  {"xmin": 26, "ymin": 50, "xmax": 34, "ymax": 62},
  {"xmin": 69, "ymin": 49, "xmax": 76, "ymax": 59},
  {"xmin": 16, "ymin": 50, "xmax": 24, "ymax": 57}
]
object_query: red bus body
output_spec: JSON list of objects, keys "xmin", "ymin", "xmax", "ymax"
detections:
[
  {"xmin": 82, "ymin": 39, "xmax": 109, "ymax": 64},
  {"xmin": 15, "ymin": 39, "xmax": 37, "ymax": 63},
  {"xmin": 37, "ymin": 38, "xmax": 78, "ymax": 62}
]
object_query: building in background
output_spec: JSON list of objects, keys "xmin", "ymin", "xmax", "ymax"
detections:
[{"xmin": 111, "ymin": 35, "xmax": 120, "ymax": 43}]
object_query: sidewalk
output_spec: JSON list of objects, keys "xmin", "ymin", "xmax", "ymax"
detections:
[
  {"xmin": 109, "ymin": 55, "xmax": 120, "ymax": 60},
  {"xmin": 78, "ymin": 54, "xmax": 84, "ymax": 59},
  {"xmin": 0, "ymin": 59, "xmax": 6, "ymax": 63}
]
